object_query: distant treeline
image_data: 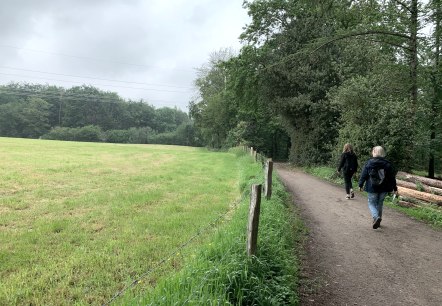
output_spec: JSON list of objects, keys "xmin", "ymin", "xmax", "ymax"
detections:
[{"xmin": 0, "ymin": 83, "xmax": 201, "ymax": 146}]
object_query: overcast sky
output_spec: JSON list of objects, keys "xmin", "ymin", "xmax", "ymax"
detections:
[{"xmin": 0, "ymin": 0, "xmax": 250, "ymax": 111}]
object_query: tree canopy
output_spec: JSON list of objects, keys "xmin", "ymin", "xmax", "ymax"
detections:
[{"xmin": 191, "ymin": 0, "xmax": 442, "ymax": 177}]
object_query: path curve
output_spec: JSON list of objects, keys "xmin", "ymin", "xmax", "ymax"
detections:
[{"xmin": 276, "ymin": 164, "xmax": 442, "ymax": 306}]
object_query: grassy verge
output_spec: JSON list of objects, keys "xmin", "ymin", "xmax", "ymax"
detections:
[
  {"xmin": 0, "ymin": 138, "xmax": 240, "ymax": 305},
  {"xmin": 124, "ymin": 149, "xmax": 303, "ymax": 305},
  {"xmin": 303, "ymin": 165, "xmax": 442, "ymax": 229}
]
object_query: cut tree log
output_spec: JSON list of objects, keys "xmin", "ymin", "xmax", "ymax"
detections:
[
  {"xmin": 397, "ymin": 200, "xmax": 417, "ymax": 208},
  {"xmin": 398, "ymin": 196, "xmax": 434, "ymax": 207},
  {"xmin": 397, "ymin": 186, "xmax": 442, "ymax": 206},
  {"xmin": 397, "ymin": 172, "xmax": 442, "ymax": 189},
  {"xmin": 396, "ymin": 179, "xmax": 442, "ymax": 196}
]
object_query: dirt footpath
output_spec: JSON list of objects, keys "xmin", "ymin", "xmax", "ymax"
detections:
[{"xmin": 276, "ymin": 165, "xmax": 442, "ymax": 306}]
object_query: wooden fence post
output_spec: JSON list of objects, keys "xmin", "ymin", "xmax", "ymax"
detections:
[
  {"xmin": 250, "ymin": 147, "xmax": 254, "ymax": 157},
  {"xmin": 264, "ymin": 160, "xmax": 273, "ymax": 200},
  {"xmin": 247, "ymin": 184, "xmax": 262, "ymax": 256}
]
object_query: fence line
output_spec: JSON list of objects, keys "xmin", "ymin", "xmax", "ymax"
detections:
[
  {"xmin": 186, "ymin": 241, "xmax": 239, "ymax": 302},
  {"xmin": 106, "ymin": 146, "xmax": 274, "ymax": 304},
  {"xmin": 242, "ymin": 146, "xmax": 274, "ymax": 256},
  {"xmin": 247, "ymin": 184, "xmax": 262, "ymax": 256},
  {"xmin": 264, "ymin": 160, "xmax": 273, "ymax": 200},
  {"xmin": 104, "ymin": 194, "xmax": 245, "ymax": 305}
]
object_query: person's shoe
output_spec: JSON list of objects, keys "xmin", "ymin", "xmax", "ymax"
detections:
[
  {"xmin": 373, "ymin": 217, "xmax": 381, "ymax": 229},
  {"xmin": 346, "ymin": 194, "xmax": 350, "ymax": 199},
  {"xmin": 350, "ymin": 190, "xmax": 355, "ymax": 198}
]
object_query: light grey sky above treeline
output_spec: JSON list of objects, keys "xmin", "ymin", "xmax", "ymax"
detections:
[{"xmin": 0, "ymin": 0, "xmax": 250, "ymax": 111}]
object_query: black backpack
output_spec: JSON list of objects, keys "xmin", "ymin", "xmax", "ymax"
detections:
[{"xmin": 369, "ymin": 166, "xmax": 385, "ymax": 186}]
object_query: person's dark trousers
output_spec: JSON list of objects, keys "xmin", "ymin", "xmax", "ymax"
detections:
[{"xmin": 343, "ymin": 172, "xmax": 354, "ymax": 194}]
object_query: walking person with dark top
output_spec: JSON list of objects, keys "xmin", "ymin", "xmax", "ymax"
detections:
[
  {"xmin": 358, "ymin": 146, "xmax": 398, "ymax": 229},
  {"xmin": 337, "ymin": 143, "xmax": 358, "ymax": 199}
]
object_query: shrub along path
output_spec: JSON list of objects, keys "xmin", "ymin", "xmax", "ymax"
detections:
[{"xmin": 276, "ymin": 164, "xmax": 442, "ymax": 306}]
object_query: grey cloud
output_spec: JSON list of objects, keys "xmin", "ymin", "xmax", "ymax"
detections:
[{"xmin": 0, "ymin": 0, "xmax": 249, "ymax": 110}]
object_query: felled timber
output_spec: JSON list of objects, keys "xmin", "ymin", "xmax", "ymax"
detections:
[
  {"xmin": 397, "ymin": 200, "xmax": 417, "ymax": 208},
  {"xmin": 396, "ymin": 179, "xmax": 442, "ymax": 196},
  {"xmin": 397, "ymin": 172, "xmax": 442, "ymax": 189},
  {"xmin": 397, "ymin": 186, "xmax": 442, "ymax": 206},
  {"xmin": 398, "ymin": 195, "xmax": 434, "ymax": 207}
]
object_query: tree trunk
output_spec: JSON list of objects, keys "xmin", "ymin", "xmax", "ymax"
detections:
[
  {"xmin": 398, "ymin": 200, "xmax": 418, "ymax": 208},
  {"xmin": 429, "ymin": 0, "xmax": 441, "ymax": 178},
  {"xmin": 409, "ymin": 0, "xmax": 418, "ymax": 113},
  {"xmin": 396, "ymin": 179, "xmax": 442, "ymax": 196},
  {"xmin": 397, "ymin": 186, "xmax": 442, "ymax": 205},
  {"xmin": 397, "ymin": 171, "xmax": 442, "ymax": 189}
]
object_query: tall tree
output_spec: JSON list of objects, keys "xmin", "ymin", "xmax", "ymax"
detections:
[
  {"xmin": 190, "ymin": 49, "xmax": 237, "ymax": 148},
  {"xmin": 423, "ymin": 0, "xmax": 442, "ymax": 177}
]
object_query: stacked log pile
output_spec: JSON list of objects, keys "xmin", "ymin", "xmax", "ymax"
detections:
[{"xmin": 396, "ymin": 172, "xmax": 442, "ymax": 208}]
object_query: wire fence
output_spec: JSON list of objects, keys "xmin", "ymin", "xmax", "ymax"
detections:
[{"xmin": 103, "ymin": 193, "xmax": 246, "ymax": 306}]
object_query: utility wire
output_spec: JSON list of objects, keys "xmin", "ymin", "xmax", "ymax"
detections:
[
  {"xmin": 0, "ymin": 89, "xmax": 185, "ymax": 106},
  {"xmin": 0, "ymin": 72, "xmax": 192, "ymax": 93},
  {"xmin": 0, "ymin": 65, "xmax": 193, "ymax": 89},
  {"xmin": 0, "ymin": 44, "xmax": 194, "ymax": 72}
]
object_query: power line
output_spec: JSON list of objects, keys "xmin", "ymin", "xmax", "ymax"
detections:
[
  {"xmin": 0, "ymin": 44, "xmax": 194, "ymax": 72},
  {"xmin": 0, "ymin": 65, "xmax": 193, "ymax": 89},
  {"xmin": 0, "ymin": 72, "xmax": 192, "ymax": 93},
  {"xmin": 0, "ymin": 88, "xmax": 187, "ymax": 107}
]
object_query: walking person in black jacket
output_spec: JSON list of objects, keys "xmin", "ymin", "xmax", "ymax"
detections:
[
  {"xmin": 337, "ymin": 143, "xmax": 358, "ymax": 199},
  {"xmin": 358, "ymin": 146, "xmax": 398, "ymax": 229}
]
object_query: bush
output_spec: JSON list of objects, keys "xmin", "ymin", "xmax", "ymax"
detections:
[
  {"xmin": 42, "ymin": 127, "xmax": 76, "ymax": 141},
  {"xmin": 42, "ymin": 125, "xmax": 103, "ymax": 142},
  {"xmin": 105, "ymin": 129, "xmax": 130, "ymax": 143},
  {"xmin": 127, "ymin": 127, "xmax": 153, "ymax": 144},
  {"xmin": 75, "ymin": 125, "xmax": 103, "ymax": 142},
  {"xmin": 149, "ymin": 131, "xmax": 178, "ymax": 145}
]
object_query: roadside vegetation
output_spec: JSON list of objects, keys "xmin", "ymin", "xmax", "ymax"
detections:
[{"xmin": 302, "ymin": 165, "xmax": 442, "ymax": 229}]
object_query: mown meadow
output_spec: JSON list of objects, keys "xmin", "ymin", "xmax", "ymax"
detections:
[
  {"xmin": 0, "ymin": 138, "xmax": 302, "ymax": 305},
  {"xmin": 0, "ymin": 138, "xmax": 242, "ymax": 304}
]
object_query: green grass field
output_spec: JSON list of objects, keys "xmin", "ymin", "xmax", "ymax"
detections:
[{"xmin": 0, "ymin": 138, "xmax": 242, "ymax": 305}]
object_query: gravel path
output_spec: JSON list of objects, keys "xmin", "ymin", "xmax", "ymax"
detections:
[{"xmin": 276, "ymin": 164, "xmax": 442, "ymax": 306}]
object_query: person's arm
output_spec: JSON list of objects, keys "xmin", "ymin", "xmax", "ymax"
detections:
[
  {"xmin": 388, "ymin": 164, "xmax": 398, "ymax": 193},
  {"xmin": 337, "ymin": 153, "xmax": 345, "ymax": 172},
  {"xmin": 358, "ymin": 164, "xmax": 367, "ymax": 191}
]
